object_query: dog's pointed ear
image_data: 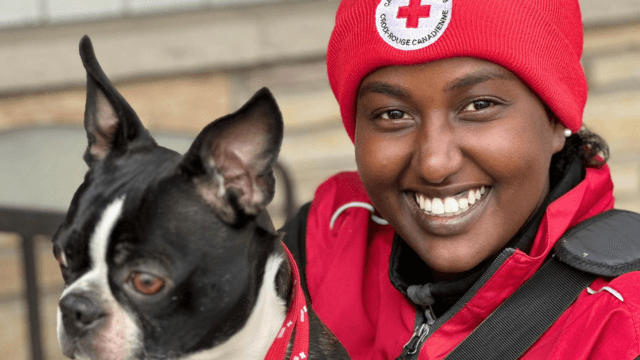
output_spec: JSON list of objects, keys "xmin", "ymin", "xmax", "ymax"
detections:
[
  {"xmin": 180, "ymin": 88, "xmax": 283, "ymax": 224},
  {"xmin": 79, "ymin": 35, "xmax": 155, "ymax": 167}
]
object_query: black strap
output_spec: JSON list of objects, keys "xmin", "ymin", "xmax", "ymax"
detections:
[{"xmin": 445, "ymin": 256, "xmax": 596, "ymax": 360}]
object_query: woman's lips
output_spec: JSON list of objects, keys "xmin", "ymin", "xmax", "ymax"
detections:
[{"xmin": 405, "ymin": 186, "xmax": 492, "ymax": 236}]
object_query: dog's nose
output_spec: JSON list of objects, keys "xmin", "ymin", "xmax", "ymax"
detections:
[{"xmin": 59, "ymin": 294, "xmax": 106, "ymax": 337}]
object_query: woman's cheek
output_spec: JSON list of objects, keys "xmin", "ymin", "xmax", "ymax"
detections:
[
  {"xmin": 472, "ymin": 128, "xmax": 536, "ymax": 178},
  {"xmin": 357, "ymin": 133, "xmax": 407, "ymax": 180}
]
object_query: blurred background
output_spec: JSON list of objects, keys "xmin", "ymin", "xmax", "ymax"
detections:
[{"xmin": 0, "ymin": 0, "xmax": 638, "ymax": 359}]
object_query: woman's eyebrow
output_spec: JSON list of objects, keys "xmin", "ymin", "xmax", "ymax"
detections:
[
  {"xmin": 445, "ymin": 70, "xmax": 511, "ymax": 92},
  {"xmin": 358, "ymin": 82, "xmax": 409, "ymax": 99}
]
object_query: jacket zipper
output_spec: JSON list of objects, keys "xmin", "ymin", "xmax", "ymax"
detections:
[
  {"xmin": 395, "ymin": 249, "xmax": 516, "ymax": 359},
  {"xmin": 397, "ymin": 306, "xmax": 436, "ymax": 360}
]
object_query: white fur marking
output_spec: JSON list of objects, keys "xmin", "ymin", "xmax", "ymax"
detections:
[
  {"xmin": 60, "ymin": 251, "xmax": 68, "ymax": 268},
  {"xmin": 215, "ymin": 171, "xmax": 226, "ymax": 197},
  {"xmin": 60, "ymin": 196, "xmax": 126, "ymax": 299},
  {"xmin": 181, "ymin": 254, "xmax": 287, "ymax": 360},
  {"xmin": 58, "ymin": 196, "xmax": 143, "ymax": 360}
]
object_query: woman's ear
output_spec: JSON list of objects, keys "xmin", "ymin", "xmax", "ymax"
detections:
[
  {"xmin": 544, "ymin": 106, "xmax": 568, "ymax": 155},
  {"xmin": 551, "ymin": 120, "xmax": 568, "ymax": 155}
]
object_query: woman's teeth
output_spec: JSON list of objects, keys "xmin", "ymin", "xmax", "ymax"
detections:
[{"xmin": 415, "ymin": 187, "xmax": 487, "ymax": 216}]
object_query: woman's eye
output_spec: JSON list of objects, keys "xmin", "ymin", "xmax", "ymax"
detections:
[
  {"xmin": 129, "ymin": 272, "xmax": 165, "ymax": 295},
  {"xmin": 463, "ymin": 100, "xmax": 493, "ymax": 112},
  {"xmin": 380, "ymin": 110, "xmax": 409, "ymax": 120}
]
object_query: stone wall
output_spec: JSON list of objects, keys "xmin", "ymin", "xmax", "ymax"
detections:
[{"xmin": 583, "ymin": 22, "xmax": 640, "ymax": 212}]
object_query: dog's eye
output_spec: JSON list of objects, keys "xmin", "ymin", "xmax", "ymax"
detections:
[{"xmin": 130, "ymin": 272, "xmax": 165, "ymax": 295}]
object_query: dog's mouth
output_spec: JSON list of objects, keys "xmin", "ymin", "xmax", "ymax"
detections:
[
  {"xmin": 60, "ymin": 337, "xmax": 146, "ymax": 360},
  {"xmin": 58, "ymin": 304, "xmax": 143, "ymax": 360},
  {"xmin": 58, "ymin": 337, "xmax": 78, "ymax": 359},
  {"xmin": 59, "ymin": 334, "xmax": 99, "ymax": 360}
]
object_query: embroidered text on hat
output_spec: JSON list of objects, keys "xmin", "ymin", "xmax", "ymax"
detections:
[{"xmin": 376, "ymin": 0, "xmax": 452, "ymax": 50}]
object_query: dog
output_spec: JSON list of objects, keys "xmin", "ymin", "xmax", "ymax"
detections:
[{"xmin": 52, "ymin": 35, "xmax": 350, "ymax": 360}]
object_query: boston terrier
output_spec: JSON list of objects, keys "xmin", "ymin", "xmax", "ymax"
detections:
[{"xmin": 52, "ymin": 36, "xmax": 350, "ymax": 360}]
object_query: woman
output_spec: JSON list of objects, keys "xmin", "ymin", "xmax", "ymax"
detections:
[{"xmin": 282, "ymin": 0, "xmax": 640, "ymax": 358}]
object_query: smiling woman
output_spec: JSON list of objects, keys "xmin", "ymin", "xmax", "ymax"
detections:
[
  {"xmin": 281, "ymin": 0, "xmax": 640, "ymax": 359},
  {"xmin": 355, "ymin": 59, "xmax": 566, "ymax": 274}
]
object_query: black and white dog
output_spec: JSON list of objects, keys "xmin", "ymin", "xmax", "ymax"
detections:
[{"xmin": 52, "ymin": 36, "xmax": 349, "ymax": 360}]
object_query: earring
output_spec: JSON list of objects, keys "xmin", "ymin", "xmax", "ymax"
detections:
[{"xmin": 564, "ymin": 128, "xmax": 572, "ymax": 137}]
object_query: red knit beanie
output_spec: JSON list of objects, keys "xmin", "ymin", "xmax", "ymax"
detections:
[{"xmin": 327, "ymin": 0, "xmax": 587, "ymax": 142}]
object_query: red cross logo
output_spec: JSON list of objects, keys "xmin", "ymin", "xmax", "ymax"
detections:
[{"xmin": 397, "ymin": 0, "xmax": 431, "ymax": 28}]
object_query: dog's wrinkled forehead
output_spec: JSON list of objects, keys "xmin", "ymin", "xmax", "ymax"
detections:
[
  {"xmin": 85, "ymin": 146, "xmax": 180, "ymax": 211},
  {"xmin": 53, "ymin": 147, "xmax": 179, "ymax": 264}
]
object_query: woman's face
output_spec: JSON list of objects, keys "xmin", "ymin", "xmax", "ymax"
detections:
[{"xmin": 355, "ymin": 58, "xmax": 566, "ymax": 274}]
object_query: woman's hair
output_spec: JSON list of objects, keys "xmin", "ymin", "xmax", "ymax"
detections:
[{"xmin": 552, "ymin": 128, "xmax": 609, "ymax": 177}]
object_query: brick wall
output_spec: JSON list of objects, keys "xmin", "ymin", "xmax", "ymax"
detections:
[{"xmin": 583, "ymin": 22, "xmax": 640, "ymax": 212}]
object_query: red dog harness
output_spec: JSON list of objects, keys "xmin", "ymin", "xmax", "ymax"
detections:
[{"xmin": 265, "ymin": 244, "xmax": 309, "ymax": 360}]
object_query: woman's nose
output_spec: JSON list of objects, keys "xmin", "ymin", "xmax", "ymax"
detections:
[{"xmin": 411, "ymin": 119, "xmax": 463, "ymax": 184}]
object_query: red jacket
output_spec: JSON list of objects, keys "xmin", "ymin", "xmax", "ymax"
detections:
[{"xmin": 304, "ymin": 166, "xmax": 640, "ymax": 359}]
